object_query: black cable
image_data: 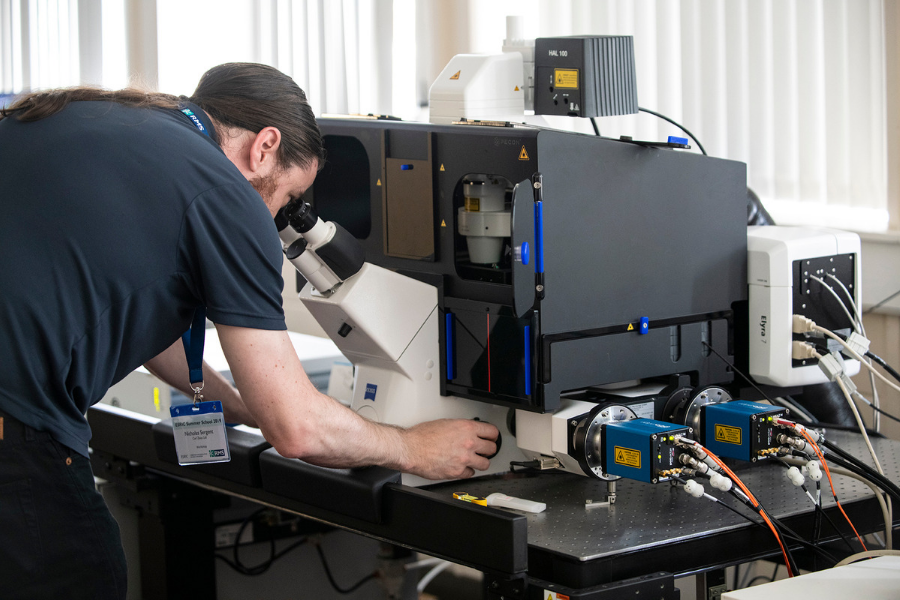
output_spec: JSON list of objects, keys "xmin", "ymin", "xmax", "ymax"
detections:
[
  {"xmin": 824, "ymin": 453, "xmax": 900, "ymax": 505},
  {"xmin": 702, "ymin": 341, "xmax": 776, "ymax": 404},
  {"xmin": 590, "ymin": 117, "xmax": 601, "ymax": 136},
  {"xmin": 820, "ymin": 439, "xmax": 900, "ymax": 501},
  {"xmin": 216, "ymin": 538, "xmax": 310, "ymax": 576},
  {"xmin": 672, "ymin": 476, "xmax": 832, "ymax": 566},
  {"xmin": 314, "ymin": 541, "xmax": 379, "ymax": 594},
  {"xmin": 862, "ymin": 287, "xmax": 900, "ymax": 315},
  {"xmin": 747, "ymin": 497, "xmax": 800, "ymax": 575},
  {"xmin": 866, "ymin": 350, "xmax": 900, "ymax": 388},
  {"xmin": 231, "ymin": 508, "xmax": 277, "ymax": 576},
  {"xmin": 638, "ymin": 107, "xmax": 707, "ymax": 155},
  {"xmin": 812, "ymin": 481, "xmax": 823, "ymax": 570}
]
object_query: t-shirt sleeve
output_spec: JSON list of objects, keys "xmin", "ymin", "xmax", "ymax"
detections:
[{"xmin": 179, "ymin": 183, "xmax": 287, "ymax": 330}]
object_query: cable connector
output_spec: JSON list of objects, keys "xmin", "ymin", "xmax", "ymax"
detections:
[
  {"xmin": 709, "ymin": 472, "xmax": 733, "ymax": 492},
  {"xmin": 839, "ymin": 371, "xmax": 857, "ymax": 396},
  {"xmin": 683, "ymin": 479, "xmax": 705, "ymax": 498},
  {"xmin": 679, "ymin": 454, "xmax": 709, "ymax": 474},
  {"xmin": 846, "ymin": 332, "xmax": 870, "ymax": 357},
  {"xmin": 792, "ymin": 314, "xmax": 817, "ymax": 334},
  {"xmin": 802, "ymin": 460, "xmax": 823, "ymax": 482},
  {"xmin": 817, "ymin": 351, "xmax": 844, "ymax": 382},
  {"xmin": 784, "ymin": 466, "xmax": 805, "ymax": 487},
  {"xmin": 792, "ymin": 341, "xmax": 820, "ymax": 361}
]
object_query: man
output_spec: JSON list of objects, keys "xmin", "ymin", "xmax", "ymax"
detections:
[{"xmin": 0, "ymin": 63, "xmax": 498, "ymax": 599}]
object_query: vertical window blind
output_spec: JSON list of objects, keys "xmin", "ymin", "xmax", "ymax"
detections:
[{"xmin": 0, "ymin": 0, "xmax": 889, "ymax": 232}]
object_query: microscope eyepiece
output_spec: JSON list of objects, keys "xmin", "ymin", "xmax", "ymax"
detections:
[{"xmin": 285, "ymin": 201, "xmax": 319, "ymax": 234}]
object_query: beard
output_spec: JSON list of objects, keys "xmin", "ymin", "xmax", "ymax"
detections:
[{"xmin": 250, "ymin": 172, "xmax": 279, "ymax": 211}]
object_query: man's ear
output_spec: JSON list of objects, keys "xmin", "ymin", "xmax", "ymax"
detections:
[{"xmin": 248, "ymin": 126, "xmax": 282, "ymax": 174}]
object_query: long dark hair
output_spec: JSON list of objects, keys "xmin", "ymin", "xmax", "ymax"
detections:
[{"xmin": 0, "ymin": 63, "xmax": 323, "ymax": 170}]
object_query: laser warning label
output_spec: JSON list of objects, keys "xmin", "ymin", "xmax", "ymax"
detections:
[
  {"xmin": 614, "ymin": 446, "xmax": 641, "ymax": 469},
  {"xmin": 554, "ymin": 68, "xmax": 579, "ymax": 88},
  {"xmin": 715, "ymin": 424, "xmax": 742, "ymax": 445}
]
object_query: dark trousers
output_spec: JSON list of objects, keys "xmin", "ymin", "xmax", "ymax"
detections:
[{"xmin": 0, "ymin": 411, "xmax": 127, "ymax": 599}]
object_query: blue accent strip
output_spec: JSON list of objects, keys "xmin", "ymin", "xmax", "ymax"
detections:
[
  {"xmin": 524, "ymin": 325, "xmax": 532, "ymax": 395},
  {"xmin": 534, "ymin": 202, "xmax": 544, "ymax": 273},
  {"xmin": 170, "ymin": 400, "xmax": 222, "ymax": 418},
  {"xmin": 181, "ymin": 307, "xmax": 207, "ymax": 385},
  {"xmin": 667, "ymin": 135, "xmax": 688, "ymax": 145},
  {"xmin": 445, "ymin": 313, "xmax": 455, "ymax": 380}
]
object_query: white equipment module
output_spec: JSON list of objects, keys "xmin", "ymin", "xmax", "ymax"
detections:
[{"xmin": 747, "ymin": 226, "xmax": 861, "ymax": 387}]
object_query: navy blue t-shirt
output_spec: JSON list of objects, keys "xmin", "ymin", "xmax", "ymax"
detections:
[{"xmin": 0, "ymin": 101, "xmax": 287, "ymax": 456}]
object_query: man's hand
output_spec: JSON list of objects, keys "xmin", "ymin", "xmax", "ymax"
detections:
[{"xmin": 400, "ymin": 419, "xmax": 499, "ymax": 480}]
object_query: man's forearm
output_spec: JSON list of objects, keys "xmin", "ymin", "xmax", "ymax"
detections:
[
  {"xmin": 217, "ymin": 325, "xmax": 498, "ymax": 480},
  {"xmin": 143, "ymin": 339, "xmax": 258, "ymax": 426}
]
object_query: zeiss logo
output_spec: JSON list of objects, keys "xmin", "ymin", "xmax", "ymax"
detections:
[
  {"xmin": 364, "ymin": 384, "xmax": 378, "ymax": 401},
  {"xmin": 209, "ymin": 449, "xmax": 226, "ymax": 458}
]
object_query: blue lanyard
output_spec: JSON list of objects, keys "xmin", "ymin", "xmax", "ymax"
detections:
[
  {"xmin": 180, "ymin": 106, "xmax": 209, "ymax": 392},
  {"xmin": 182, "ymin": 307, "xmax": 206, "ymax": 389},
  {"xmin": 181, "ymin": 107, "xmax": 210, "ymax": 137}
]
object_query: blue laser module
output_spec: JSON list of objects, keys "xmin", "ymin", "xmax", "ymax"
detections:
[
  {"xmin": 602, "ymin": 419, "xmax": 692, "ymax": 483},
  {"xmin": 702, "ymin": 400, "xmax": 786, "ymax": 462}
]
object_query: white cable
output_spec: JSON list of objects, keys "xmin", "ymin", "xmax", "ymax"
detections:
[
  {"xmin": 417, "ymin": 560, "xmax": 451, "ymax": 593},
  {"xmin": 783, "ymin": 457, "xmax": 892, "ymax": 549},
  {"xmin": 823, "ymin": 383, "xmax": 894, "ymax": 551},
  {"xmin": 832, "ymin": 373, "xmax": 886, "ymax": 477},
  {"xmin": 825, "ymin": 273, "xmax": 864, "ymax": 332},
  {"xmin": 824, "ymin": 272, "xmax": 882, "ymax": 433},
  {"xmin": 834, "ymin": 550, "xmax": 900, "ymax": 567},
  {"xmin": 810, "ymin": 275, "xmax": 861, "ymax": 334},
  {"xmin": 772, "ymin": 396, "xmax": 816, "ymax": 424},
  {"xmin": 806, "ymin": 323, "xmax": 900, "ymax": 396},
  {"xmin": 404, "ymin": 557, "xmax": 444, "ymax": 571}
]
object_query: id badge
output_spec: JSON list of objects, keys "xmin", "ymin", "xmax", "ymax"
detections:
[{"xmin": 169, "ymin": 401, "xmax": 231, "ymax": 465}]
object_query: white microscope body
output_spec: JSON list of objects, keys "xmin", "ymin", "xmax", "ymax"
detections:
[{"xmin": 277, "ymin": 203, "xmax": 524, "ymax": 486}]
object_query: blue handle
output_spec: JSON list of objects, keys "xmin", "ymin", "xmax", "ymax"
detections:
[
  {"xmin": 524, "ymin": 325, "xmax": 532, "ymax": 395},
  {"xmin": 534, "ymin": 203, "xmax": 544, "ymax": 274},
  {"xmin": 445, "ymin": 312, "xmax": 456, "ymax": 380}
]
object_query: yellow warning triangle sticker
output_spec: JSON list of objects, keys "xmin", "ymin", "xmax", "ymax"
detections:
[
  {"xmin": 441, "ymin": 219, "xmax": 447, "ymax": 227},
  {"xmin": 515, "ymin": 86, "xmax": 520, "ymax": 91},
  {"xmin": 376, "ymin": 178, "xmax": 382, "ymax": 186},
  {"xmin": 518, "ymin": 146, "xmax": 529, "ymax": 161},
  {"xmin": 627, "ymin": 323, "xmax": 634, "ymax": 331},
  {"xmin": 440, "ymin": 164, "xmax": 445, "ymax": 172},
  {"xmin": 547, "ymin": 595, "xmax": 553, "ymax": 600},
  {"xmin": 617, "ymin": 450, "xmax": 625, "ymax": 461},
  {"xmin": 450, "ymin": 70, "xmax": 460, "ymax": 80}
]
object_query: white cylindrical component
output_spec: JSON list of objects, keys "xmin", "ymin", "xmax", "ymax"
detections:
[
  {"xmin": 463, "ymin": 179, "xmax": 505, "ymax": 212},
  {"xmin": 683, "ymin": 479, "xmax": 705, "ymax": 498},
  {"xmin": 702, "ymin": 456, "xmax": 720, "ymax": 472},
  {"xmin": 288, "ymin": 252, "xmax": 340, "ymax": 293},
  {"xmin": 278, "ymin": 225, "xmax": 303, "ymax": 248},
  {"xmin": 459, "ymin": 178, "xmax": 511, "ymax": 265},
  {"xmin": 785, "ymin": 466, "xmax": 805, "ymax": 487},
  {"xmin": 506, "ymin": 16, "xmax": 524, "ymax": 41},
  {"xmin": 709, "ymin": 472, "xmax": 733, "ymax": 492},
  {"xmin": 805, "ymin": 460, "xmax": 823, "ymax": 481},
  {"xmin": 486, "ymin": 493, "xmax": 546, "ymax": 513},
  {"xmin": 465, "ymin": 235, "xmax": 504, "ymax": 265},
  {"xmin": 303, "ymin": 219, "xmax": 335, "ymax": 248}
]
